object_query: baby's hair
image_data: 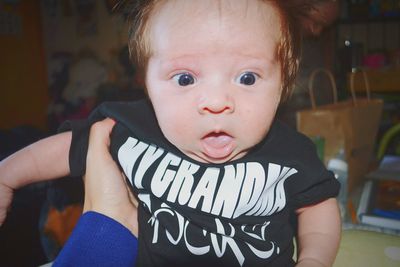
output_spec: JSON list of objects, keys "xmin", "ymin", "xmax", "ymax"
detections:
[{"xmin": 118, "ymin": 0, "xmax": 308, "ymax": 101}]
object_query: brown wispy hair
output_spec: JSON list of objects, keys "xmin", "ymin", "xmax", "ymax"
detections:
[{"xmin": 114, "ymin": 0, "xmax": 315, "ymax": 101}]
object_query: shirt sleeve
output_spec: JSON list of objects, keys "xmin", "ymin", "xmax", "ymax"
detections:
[
  {"xmin": 57, "ymin": 102, "xmax": 113, "ymax": 177},
  {"xmin": 53, "ymin": 211, "xmax": 138, "ymax": 267},
  {"xmin": 57, "ymin": 100, "xmax": 158, "ymax": 177},
  {"xmin": 288, "ymin": 169, "xmax": 339, "ymax": 210},
  {"xmin": 58, "ymin": 119, "xmax": 91, "ymax": 177},
  {"xmin": 285, "ymin": 134, "xmax": 340, "ymax": 210}
]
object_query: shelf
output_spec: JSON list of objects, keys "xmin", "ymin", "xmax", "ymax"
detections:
[{"xmin": 347, "ymin": 69, "xmax": 400, "ymax": 93}]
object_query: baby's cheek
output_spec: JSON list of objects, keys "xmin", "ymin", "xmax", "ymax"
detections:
[{"xmin": 157, "ymin": 112, "xmax": 183, "ymax": 136}]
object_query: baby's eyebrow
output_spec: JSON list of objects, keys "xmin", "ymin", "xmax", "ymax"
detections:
[
  {"xmin": 232, "ymin": 55, "xmax": 277, "ymax": 69},
  {"xmin": 156, "ymin": 52, "xmax": 277, "ymax": 73},
  {"xmin": 159, "ymin": 55, "xmax": 201, "ymax": 70}
]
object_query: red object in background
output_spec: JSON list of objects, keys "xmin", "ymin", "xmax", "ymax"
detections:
[{"xmin": 363, "ymin": 53, "xmax": 386, "ymax": 69}]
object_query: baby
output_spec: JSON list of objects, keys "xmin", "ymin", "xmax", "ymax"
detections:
[{"xmin": 0, "ymin": 0, "xmax": 341, "ymax": 266}]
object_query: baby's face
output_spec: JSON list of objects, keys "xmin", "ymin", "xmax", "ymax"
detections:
[{"xmin": 146, "ymin": 0, "xmax": 282, "ymax": 163}]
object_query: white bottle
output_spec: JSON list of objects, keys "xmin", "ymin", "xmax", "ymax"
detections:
[{"xmin": 327, "ymin": 150, "xmax": 348, "ymax": 220}]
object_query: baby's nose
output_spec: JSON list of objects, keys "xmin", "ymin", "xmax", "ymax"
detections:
[{"xmin": 197, "ymin": 89, "xmax": 234, "ymax": 114}]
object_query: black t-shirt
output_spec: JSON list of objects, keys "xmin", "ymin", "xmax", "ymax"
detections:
[{"xmin": 61, "ymin": 99, "xmax": 339, "ymax": 267}]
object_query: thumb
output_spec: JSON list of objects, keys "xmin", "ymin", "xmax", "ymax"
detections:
[{"xmin": 88, "ymin": 118, "xmax": 116, "ymax": 155}]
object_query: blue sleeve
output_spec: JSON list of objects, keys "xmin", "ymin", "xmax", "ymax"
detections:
[{"xmin": 53, "ymin": 211, "xmax": 138, "ymax": 267}]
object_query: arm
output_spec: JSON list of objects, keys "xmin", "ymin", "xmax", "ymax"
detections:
[
  {"xmin": 0, "ymin": 132, "xmax": 72, "ymax": 224},
  {"xmin": 0, "ymin": 131, "xmax": 71, "ymax": 188},
  {"xmin": 296, "ymin": 198, "xmax": 341, "ymax": 267},
  {"xmin": 54, "ymin": 118, "xmax": 139, "ymax": 266}
]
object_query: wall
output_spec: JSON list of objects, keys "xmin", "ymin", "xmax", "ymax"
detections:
[
  {"xmin": 0, "ymin": 1, "xmax": 48, "ymax": 130},
  {"xmin": 0, "ymin": 1, "xmax": 129, "ymax": 131},
  {"xmin": 337, "ymin": 21, "xmax": 400, "ymax": 58},
  {"xmin": 40, "ymin": 1, "xmax": 130, "ymax": 132},
  {"xmin": 41, "ymin": 0, "xmax": 128, "ymax": 68}
]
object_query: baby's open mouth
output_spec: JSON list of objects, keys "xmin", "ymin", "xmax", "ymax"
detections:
[{"xmin": 201, "ymin": 132, "xmax": 235, "ymax": 160}]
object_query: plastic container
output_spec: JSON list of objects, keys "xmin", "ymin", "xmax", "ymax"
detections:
[{"xmin": 327, "ymin": 150, "xmax": 348, "ymax": 220}]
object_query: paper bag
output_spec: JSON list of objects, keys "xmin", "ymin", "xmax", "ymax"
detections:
[{"xmin": 296, "ymin": 69, "xmax": 383, "ymax": 193}]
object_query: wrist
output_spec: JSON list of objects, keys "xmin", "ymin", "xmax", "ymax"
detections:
[
  {"xmin": 86, "ymin": 205, "xmax": 138, "ymax": 237},
  {"xmin": 0, "ymin": 157, "xmax": 28, "ymax": 190},
  {"xmin": 117, "ymin": 214, "xmax": 139, "ymax": 237}
]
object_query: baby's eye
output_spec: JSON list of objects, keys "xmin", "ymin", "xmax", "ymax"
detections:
[
  {"xmin": 172, "ymin": 73, "xmax": 195, "ymax": 86},
  {"xmin": 238, "ymin": 72, "xmax": 259, "ymax": 85}
]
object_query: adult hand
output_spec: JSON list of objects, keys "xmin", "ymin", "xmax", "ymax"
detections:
[{"xmin": 83, "ymin": 118, "xmax": 138, "ymax": 236}]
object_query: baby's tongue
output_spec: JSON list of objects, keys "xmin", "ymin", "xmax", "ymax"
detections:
[{"xmin": 201, "ymin": 133, "xmax": 234, "ymax": 160}]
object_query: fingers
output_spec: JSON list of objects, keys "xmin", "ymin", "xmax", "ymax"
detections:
[
  {"xmin": 83, "ymin": 118, "xmax": 139, "ymax": 236},
  {"xmin": 86, "ymin": 118, "xmax": 116, "ymax": 168},
  {"xmin": 84, "ymin": 118, "xmax": 117, "ymax": 212},
  {"xmin": 88, "ymin": 118, "xmax": 116, "ymax": 153}
]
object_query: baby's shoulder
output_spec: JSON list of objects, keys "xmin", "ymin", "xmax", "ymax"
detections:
[{"xmin": 269, "ymin": 120, "xmax": 315, "ymax": 150}]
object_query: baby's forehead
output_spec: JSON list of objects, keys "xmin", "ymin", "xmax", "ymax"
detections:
[
  {"xmin": 147, "ymin": 0, "xmax": 282, "ymax": 45},
  {"xmin": 151, "ymin": 0, "xmax": 281, "ymax": 21}
]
